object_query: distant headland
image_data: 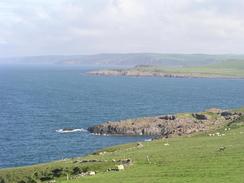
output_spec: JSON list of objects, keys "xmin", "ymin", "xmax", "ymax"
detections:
[{"xmin": 88, "ymin": 59, "xmax": 244, "ymax": 79}]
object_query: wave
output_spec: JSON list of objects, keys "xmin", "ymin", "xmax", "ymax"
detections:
[
  {"xmin": 56, "ymin": 128, "xmax": 88, "ymax": 133},
  {"xmin": 144, "ymin": 138, "xmax": 152, "ymax": 142}
]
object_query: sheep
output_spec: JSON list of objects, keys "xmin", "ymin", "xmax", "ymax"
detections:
[{"xmin": 218, "ymin": 146, "xmax": 226, "ymax": 151}]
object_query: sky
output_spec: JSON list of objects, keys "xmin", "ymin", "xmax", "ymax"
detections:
[{"xmin": 0, "ymin": 0, "xmax": 244, "ymax": 57}]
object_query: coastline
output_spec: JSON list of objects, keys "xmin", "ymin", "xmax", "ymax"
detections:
[
  {"xmin": 87, "ymin": 66, "xmax": 244, "ymax": 79},
  {"xmin": 87, "ymin": 70, "xmax": 244, "ymax": 79},
  {"xmin": 87, "ymin": 108, "xmax": 244, "ymax": 137},
  {"xmin": 1, "ymin": 107, "xmax": 244, "ymax": 183}
]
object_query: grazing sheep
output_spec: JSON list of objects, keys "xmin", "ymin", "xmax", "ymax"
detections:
[
  {"xmin": 88, "ymin": 171, "xmax": 96, "ymax": 176},
  {"xmin": 218, "ymin": 146, "xmax": 226, "ymax": 151},
  {"xmin": 117, "ymin": 165, "xmax": 125, "ymax": 171}
]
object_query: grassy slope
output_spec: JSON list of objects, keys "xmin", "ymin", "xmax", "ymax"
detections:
[
  {"xmin": 62, "ymin": 126, "xmax": 244, "ymax": 183},
  {"xmin": 128, "ymin": 60, "xmax": 244, "ymax": 78},
  {"xmin": 1, "ymin": 109, "xmax": 244, "ymax": 183}
]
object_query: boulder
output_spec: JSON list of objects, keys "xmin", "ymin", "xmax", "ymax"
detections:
[
  {"xmin": 158, "ymin": 115, "xmax": 176, "ymax": 120},
  {"xmin": 221, "ymin": 111, "xmax": 233, "ymax": 117},
  {"xmin": 192, "ymin": 113, "xmax": 208, "ymax": 120}
]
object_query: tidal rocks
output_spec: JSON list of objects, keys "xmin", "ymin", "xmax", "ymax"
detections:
[
  {"xmin": 221, "ymin": 111, "xmax": 233, "ymax": 117},
  {"xmin": 192, "ymin": 113, "xmax": 208, "ymax": 120},
  {"xmin": 220, "ymin": 111, "xmax": 242, "ymax": 120},
  {"xmin": 87, "ymin": 109, "xmax": 244, "ymax": 138},
  {"xmin": 158, "ymin": 115, "xmax": 176, "ymax": 120}
]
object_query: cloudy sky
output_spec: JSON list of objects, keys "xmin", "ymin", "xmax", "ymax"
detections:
[{"xmin": 0, "ymin": 0, "xmax": 244, "ymax": 57}]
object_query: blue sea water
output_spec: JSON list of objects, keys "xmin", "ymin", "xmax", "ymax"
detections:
[{"xmin": 0, "ymin": 64, "xmax": 244, "ymax": 168}]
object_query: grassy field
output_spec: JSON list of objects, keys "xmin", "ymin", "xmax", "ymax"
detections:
[
  {"xmin": 1, "ymin": 109, "xmax": 244, "ymax": 183},
  {"xmin": 132, "ymin": 60, "xmax": 244, "ymax": 78},
  {"xmin": 62, "ymin": 126, "xmax": 244, "ymax": 183}
]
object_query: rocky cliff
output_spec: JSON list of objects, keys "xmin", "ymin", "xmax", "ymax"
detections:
[{"xmin": 88, "ymin": 109, "xmax": 243, "ymax": 138}]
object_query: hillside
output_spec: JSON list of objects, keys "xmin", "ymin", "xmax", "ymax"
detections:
[
  {"xmin": 0, "ymin": 108, "xmax": 244, "ymax": 183},
  {"xmin": 89, "ymin": 60, "xmax": 244, "ymax": 78},
  {"xmin": 1, "ymin": 54, "xmax": 244, "ymax": 68}
]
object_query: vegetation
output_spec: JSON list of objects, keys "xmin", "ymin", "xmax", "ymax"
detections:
[
  {"xmin": 90, "ymin": 59, "xmax": 244, "ymax": 78},
  {"xmin": 134, "ymin": 60, "xmax": 244, "ymax": 78},
  {"xmin": 0, "ymin": 108, "xmax": 244, "ymax": 183}
]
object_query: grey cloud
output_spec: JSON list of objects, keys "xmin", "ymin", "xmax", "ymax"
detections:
[{"xmin": 0, "ymin": 0, "xmax": 244, "ymax": 57}]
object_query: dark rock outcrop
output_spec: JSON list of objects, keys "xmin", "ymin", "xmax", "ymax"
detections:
[
  {"xmin": 87, "ymin": 109, "xmax": 244, "ymax": 138},
  {"xmin": 192, "ymin": 113, "xmax": 208, "ymax": 120},
  {"xmin": 158, "ymin": 115, "xmax": 176, "ymax": 120},
  {"xmin": 221, "ymin": 111, "xmax": 233, "ymax": 117}
]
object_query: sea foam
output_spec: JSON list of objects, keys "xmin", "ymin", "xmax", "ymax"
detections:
[{"xmin": 56, "ymin": 128, "xmax": 88, "ymax": 133}]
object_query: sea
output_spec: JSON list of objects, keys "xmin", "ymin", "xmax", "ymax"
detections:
[{"xmin": 0, "ymin": 64, "xmax": 244, "ymax": 168}]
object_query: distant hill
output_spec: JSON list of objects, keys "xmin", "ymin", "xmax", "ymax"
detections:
[{"xmin": 1, "ymin": 53, "xmax": 244, "ymax": 67}]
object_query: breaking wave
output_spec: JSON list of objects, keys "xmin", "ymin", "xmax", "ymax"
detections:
[{"xmin": 56, "ymin": 128, "xmax": 88, "ymax": 133}]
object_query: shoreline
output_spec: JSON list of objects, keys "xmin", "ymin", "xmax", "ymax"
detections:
[
  {"xmin": 87, "ymin": 71, "xmax": 244, "ymax": 80},
  {"xmin": 87, "ymin": 67, "xmax": 244, "ymax": 80},
  {"xmin": 87, "ymin": 108, "xmax": 244, "ymax": 137},
  {"xmin": 1, "ymin": 107, "xmax": 243, "ymax": 170},
  {"xmin": 1, "ymin": 107, "xmax": 243, "ymax": 183}
]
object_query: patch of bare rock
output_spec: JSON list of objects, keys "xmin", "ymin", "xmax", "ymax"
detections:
[{"xmin": 87, "ymin": 109, "xmax": 243, "ymax": 138}]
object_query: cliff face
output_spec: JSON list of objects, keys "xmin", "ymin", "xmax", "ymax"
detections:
[{"xmin": 88, "ymin": 110, "xmax": 243, "ymax": 138}]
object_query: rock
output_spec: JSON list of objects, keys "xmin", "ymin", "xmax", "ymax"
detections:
[
  {"xmin": 87, "ymin": 108, "xmax": 243, "ymax": 138},
  {"xmin": 158, "ymin": 115, "xmax": 176, "ymax": 120},
  {"xmin": 117, "ymin": 165, "xmax": 125, "ymax": 171},
  {"xmin": 79, "ymin": 159, "xmax": 102, "ymax": 163},
  {"xmin": 221, "ymin": 111, "xmax": 233, "ymax": 117},
  {"xmin": 192, "ymin": 113, "xmax": 208, "ymax": 120},
  {"xmin": 51, "ymin": 168, "xmax": 63, "ymax": 177}
]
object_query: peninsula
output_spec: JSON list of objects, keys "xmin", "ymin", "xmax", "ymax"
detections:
[
  {"xmin": 88, "ymin": 108, "xmax": 243, "ymax": 137},
  {"xmin": 88, "ymin": 60, "xmax": 244, "ymax": 79},
  {"xmin": 1, "ymin": 107, "xmax": 244, "ymax": 183}
]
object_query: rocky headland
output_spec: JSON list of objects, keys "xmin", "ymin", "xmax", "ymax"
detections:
[
  {"xmin": 88, "ymin": 108, "xmax": 244, "ymax": 138},
  {"xmin": 87, "ymin": 63, "xmax": 244, "ymax": 79},
  {"xmin": 88, "ymin": 69, "xmax": 197, "ymax": 78}
]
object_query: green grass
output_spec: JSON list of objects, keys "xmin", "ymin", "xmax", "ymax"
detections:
[
  {"xmin": 1, "ymin": 121, "xmax": 244, "ymax": 183},
  {"xmin": 131, "ymin": 60, "xmax": 244, "ymax": 78},
  {"xmin": 62, "ymin": 126, "xmax": 244, "ymax": 183}
]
